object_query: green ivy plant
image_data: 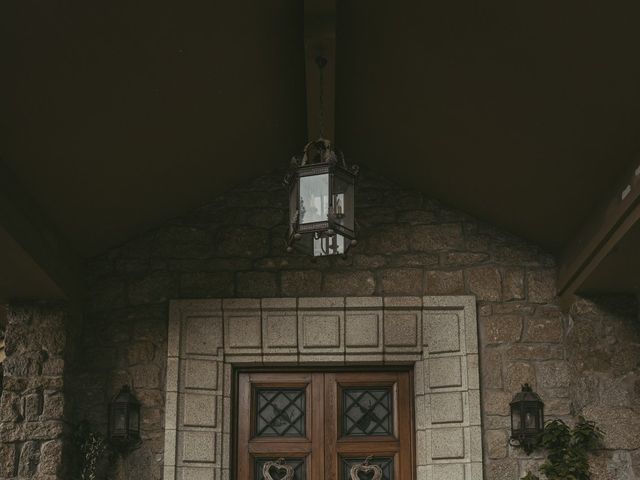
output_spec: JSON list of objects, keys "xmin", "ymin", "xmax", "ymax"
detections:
[
  {"xmin": 522, "ymin": 416, "xmax": 604, "ymax": 480},
  {"xmin": 521, "ymin": 473, "xmax": 540, "ymax": 480},
  {"xmin": 73, "ymin": 421, "xmax": 109, "ymax": 480}
]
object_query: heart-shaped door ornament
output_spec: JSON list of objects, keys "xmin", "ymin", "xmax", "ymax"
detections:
[
  {"xmin": 262, "ymin": 458, "xmax": 294, "ymax": 480},
  {"xmin": 350, "ymin": 456, "xmax": 383, "ymax": 480}
]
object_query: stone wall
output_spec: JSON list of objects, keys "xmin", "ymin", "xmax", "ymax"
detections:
[
  {"xmin": 567, "ymin": 295, "xmax": 640, "ymax": 479},
  {"xmin": 0, "ymin": 304, "xmax": 70, "ymax": 479},
  {"xmin": 76, "ymin": 169, "xmax": 638, "ymax": 479}
]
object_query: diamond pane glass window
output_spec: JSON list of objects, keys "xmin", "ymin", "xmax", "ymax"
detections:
[
  {"xmin": 342, "ymin": 388, "xmax": 392, "ymax": 436},
  {"xmin": 341, "ymin": 457, "xmax": 393, "ymax": 480},
  {"xmin": 255, "ymin": 458, "xmax": 305, "ymax": 480},
  {"xmin": 256, "ymin": 389, "xmax": 305, "ymax": 437}
]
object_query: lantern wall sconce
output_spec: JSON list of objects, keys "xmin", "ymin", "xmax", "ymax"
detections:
[
  {"xmin": 284, "ymin": 138, "xmax": 358, "ymax": 256},
  {"xmin": 108, "ymin": 385, "xmax": 142, "ymax": 452},
  {"xmin": 510, "ymin": 383, "xmax": 544, "ymax": 454}
]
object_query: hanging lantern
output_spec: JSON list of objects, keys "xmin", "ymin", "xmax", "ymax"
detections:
[
  {"xmin": 108, "ymin": 385, "xmax": 141, "ymax": 451},
  {"xmin": 285, "ymin": 138, "xmax": 358, "ymax": 256},
  {"xmin": 510, "ymin": 383, "xmax": 544, "ymax": 454}
]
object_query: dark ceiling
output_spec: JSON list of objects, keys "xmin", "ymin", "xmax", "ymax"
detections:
[
  {"xmin": 337, "ymin": 1, "xmax": 640, "ymax": 252},
  {"xmin": 1, "ymin": 0, "xmax": 306, "ymax": 257},
  {"xmin": 1, "ymin": 1, "xmax": 639, "ymax": 297}
]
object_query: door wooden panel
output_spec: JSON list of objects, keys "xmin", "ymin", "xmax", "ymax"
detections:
[
  {"xmin": 237, "ymin": 371, "xmax": 413, "ymax": 480},
  {"xmin": 237, "ymin": 373, "xmax": 324, "ymax": 480},
  {"xmin": 325, "ymin": 372, "xmax": 413, "ymax": 480}
]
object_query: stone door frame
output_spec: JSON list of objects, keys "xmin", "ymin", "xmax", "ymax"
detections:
[{"xmin": 163, "ymin": 296, "xmax": 483, "ymax": 480}]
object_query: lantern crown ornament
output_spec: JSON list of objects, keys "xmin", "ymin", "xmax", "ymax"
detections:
[
  {"xmin": 108, "ymin": 385, "xmax": 141, "ymax": 452},
  {"xmin": 284, "ymin": 138, "xmax": 358, "ymax": 256},
  {"xmin": 510, "ymin": 383, "xmax": 544, "ymax": 454},
  {"xmin": 284, "ymin": 55, "xmax": 359, "ymax": 257}
]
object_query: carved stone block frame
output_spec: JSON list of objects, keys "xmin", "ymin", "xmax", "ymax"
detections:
[{"xmin": 163, "ymin": 296, "xmax": 483, "ymax": 480}]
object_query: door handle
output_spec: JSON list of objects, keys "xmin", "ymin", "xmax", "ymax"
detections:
[
  {"xmin": 350, "ymin": 456, "xmax": 382, "ymax": 480},
  {"xmin": 263, "ymin": 458, "xmax": 294, "ymax": 480}
]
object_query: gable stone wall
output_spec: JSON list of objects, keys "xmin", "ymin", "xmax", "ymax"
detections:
[
  {"xmin": 567, "ymin": 295, "xmax": 640, "ymax": 479},
  {"xmin": 0, "ymin": 304, "xmax": 72, "ymax": 479},
  {"xmin": 74, "ymin": 169, "xmax": 639, "ymax": 479}
]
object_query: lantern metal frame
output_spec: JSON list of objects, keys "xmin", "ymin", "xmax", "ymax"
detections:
[
  {"xmin": 509, "ymin": 383, "xmax": 544, "ymax": 454},
  {"xmin": 284, "ymin": 138, "xmax": 359, "ymax": 256},
  {"xmin": 108, "ymin": 384, "xmax": 142, "ymax": 452}
]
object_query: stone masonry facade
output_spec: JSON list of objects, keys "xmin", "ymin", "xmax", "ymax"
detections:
[
  {"xmin": 567, "ymin": 296, "xmax": 640, "ymax": 479},
  {"xmin": 68, "ymin": 169, "xmax": 640, "ymax": 480},
  {"xmin": 0, "ymin": 304, "xmax": 70, "ymax": 479}
]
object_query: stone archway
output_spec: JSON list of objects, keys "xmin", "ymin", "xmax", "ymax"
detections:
[{"xmin": 162, "ymin": 296, "xmax": 483, "ymax": 480}]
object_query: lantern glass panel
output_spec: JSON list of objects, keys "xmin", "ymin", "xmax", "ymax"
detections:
[
  {"xmin": 538, "ymin": 409, "xmax": 544, "ymax": 430},
  {"xmin": 331, "ymin": 173, "xmax": 355, "ymax": 232},
  {"xmin": 511, "ymin": 407, "xmax": 521, "ymax": 432},
  {"xmin": 113, "ymin": 406, "xmax": 126, "ymax": 434},
  {"xmin": 289, "ymin": 181, "xmax": 299, "ymax": 237},
  {"xmin": 524, "ymin": 410, "xmax": 536, "ymax": 430},
  {"xmin": 129, "ymin": 407, "xmax": 139, "ymax": 433},
  {"xmin": 299, "ymin": 174, "xmax": 329, "ymax": 224}
]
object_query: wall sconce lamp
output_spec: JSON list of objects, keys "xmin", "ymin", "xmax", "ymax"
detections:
[
  {"xmin": 510, "ymin": 383, "xmax": 544, "ymax": 454},
  {"xmin": 108, "ymin": 385, "xmax": 141, "ymax": 452}
]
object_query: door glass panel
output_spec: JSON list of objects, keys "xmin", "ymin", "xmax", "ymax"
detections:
[
  {"xmin": 341, "ymin": 457, "xmax": 394, "ymax": 480},
  {"xmin": 255, "ymin": 388, "xmax": 305, "ymax": 437},
  {"xmin": 255, "ymin": 457, "xmax": 305, "ymax": 480},
  {"xmin": 342, "ymin": 388, "xmax": 393, "ymax": 436}
]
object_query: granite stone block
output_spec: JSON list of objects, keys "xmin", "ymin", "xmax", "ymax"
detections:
[
  {"xmin": 384, "ymin": 312, "xmax": 420, "ymax": 348},
  {"xmin": 184, "ymin": 315, "xmax": 223, "ymax": 356},
  {"xmin": 432, "ymin": 464, "xmax": 465, "ymax": 480},
  {"xmin": 182, "ymin": 394, "xmax": 217, "ymax": 427},
  {"xmin": 429, "ymin": 357, "xmax": 463, "ymax": 389},
  {"xmin": 299, "ymin": 311, "xmax": 343, "ymax": 352},
  {"xmin": 225, "ymin": 314, "xmax": 262, "ymax": 350},
  {"xmin": 184, "ymin": 359, "xmax": 218, "ymax": 391},
  {"xmin": 180, "ymin": 431, "xmax": 217, "ymax": 463},
  {"xmin": 345, "ymin": 312, "xmax": 381, "ymax": 348},
  {"xmin": 431, "ymin": 427, "xmax": 465, "ymax": 459},
  {"xmin": 431, "ymin": 392, "xmax": 464, "ymax": 424},
  {"xmin": 263, "ymin": 312, "xmax": 298, "ymax": 349},
  {"xmin": 425, "ymin": 312, "xmax": 461, "ymax": 353}
]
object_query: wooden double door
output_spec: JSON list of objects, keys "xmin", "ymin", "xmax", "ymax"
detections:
[{"xmin": 237, "ymin": 370, "xmax": 414, "ymax": 480}]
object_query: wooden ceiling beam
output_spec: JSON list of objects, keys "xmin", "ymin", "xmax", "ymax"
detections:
[
  {"xmin": 0, "ymin": 160, "xmax": 84, "ymax": 304},
  {"xmin": 558, "ymin": 159, "xmax": 640, "ymax": 306},
  {"xmin": 304, "ymin": 0, "xmax": 336, "ymax": 142}
]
